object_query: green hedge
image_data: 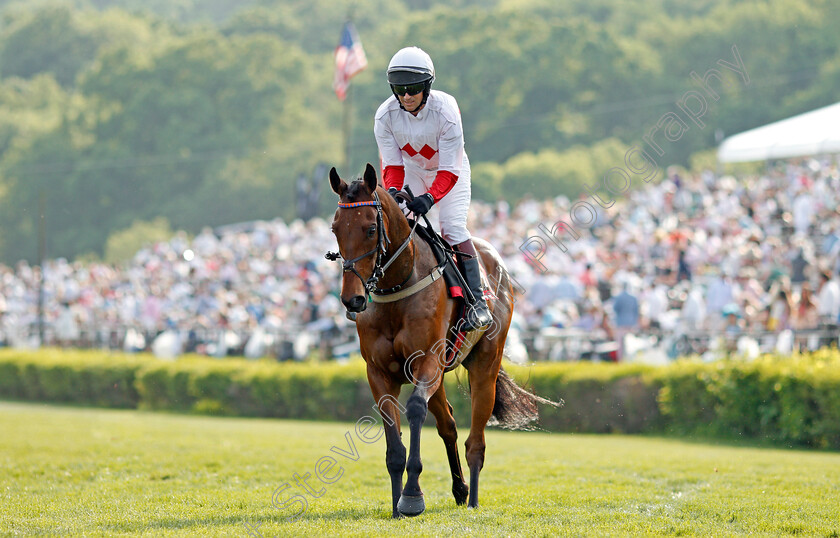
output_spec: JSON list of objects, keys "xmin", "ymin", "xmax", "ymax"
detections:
[
  {"xmin": 1, "ymin": 348, "xmax": 839, "ymax": 449},
  {"xmin": 0, "ymin": 350, "xmax": 142, "ymax": 408},
  {"xmin": 654, "ymin": 350, "xmax": 840, "ymax": 449},
  {"xmin": 502, "ymin": 362, "xmax": 663, "ymax": 433}
]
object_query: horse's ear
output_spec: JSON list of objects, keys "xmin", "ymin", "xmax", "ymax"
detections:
[
  {"xmin": 363, "ymin": 163, "xmax": 378, "ymax": 193},
  {"xmin": 329, "ymin": 167, "xmax": 347, "ymax": 196}
]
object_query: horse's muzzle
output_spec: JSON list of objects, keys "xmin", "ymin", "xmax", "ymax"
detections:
[{"xmin": 343, "ymin": 295, "xmax": 367, "ymax": 313}]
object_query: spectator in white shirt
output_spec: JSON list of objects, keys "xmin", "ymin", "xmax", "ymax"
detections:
[{"xmin": 816, "ymin": 270, "xmax": 840, "ymax": 322}]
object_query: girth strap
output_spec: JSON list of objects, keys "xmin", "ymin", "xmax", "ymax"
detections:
[{"xmin": 371, "ymin": 264, "xmax": 444, "ymax": 303}]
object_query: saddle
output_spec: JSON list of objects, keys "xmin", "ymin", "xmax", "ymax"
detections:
[{"xmin": 411, "ymin": 220, "xmax": 465, "ymax": 300}]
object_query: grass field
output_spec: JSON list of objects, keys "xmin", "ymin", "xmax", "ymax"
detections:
[{"xmin": 1, "ymin": 401, "xmax": 839, "ymax": 537}]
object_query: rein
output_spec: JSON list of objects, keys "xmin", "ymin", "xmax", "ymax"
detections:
[{"xmin": 327, "ymin": 192, "xmax": 428, "ymax": 302}]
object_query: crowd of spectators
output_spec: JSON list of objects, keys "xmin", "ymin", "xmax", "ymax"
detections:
[
  {"xmin": 1, "ymin": 158, "xmax": 839, "ymax": 362},
  {"xmin": 0, "ymin": 221, "xmax": 348, "ymax": 360},
  {"xmin": 481, "ymin": 158, "xmax": 840, "ymax": 361}
]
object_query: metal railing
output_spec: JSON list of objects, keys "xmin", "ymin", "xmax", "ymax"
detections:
[
  {"xmin": 520, "ymin": 325, "xmax": 840, "ymax": 361},
  {"xmin": 2, "ymin": 322, "xmax": 838, "ymax": 362}
]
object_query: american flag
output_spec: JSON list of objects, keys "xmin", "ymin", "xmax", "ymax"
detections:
[{"xmin": 333, "ymin": 22, "xmax": 367, "ymax": 101}]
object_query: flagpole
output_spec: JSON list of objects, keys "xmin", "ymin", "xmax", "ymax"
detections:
[
  {"xmin": 343, "ymin": 84, "xmax": 352, "ymax": 176},
  {"xmin": 334, "ymin": 16, "xmax": 366, "ymax": 177},
  {"xmin": 343, "ymin": 9, "xmax": 353, "ymax": 176}
]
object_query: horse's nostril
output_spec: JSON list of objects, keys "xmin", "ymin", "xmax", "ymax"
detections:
[
  {"xmin": 350, "ymin": 296, "xmax": 367, "ymax": 311},
  {"xmin": 344, "ymin": 295, "xmax": 367, "ymax": 312}
]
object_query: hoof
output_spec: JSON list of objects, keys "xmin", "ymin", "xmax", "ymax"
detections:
[
  {"xmin": 453, "ymin": 482, "xmax": 469, "ymax": 505},
  {"xmin": 397, "ymin": 494, "xmax": 425, "ymax": 517}
]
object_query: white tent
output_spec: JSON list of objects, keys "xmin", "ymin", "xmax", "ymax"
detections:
[{"xmin": 717, "ymin": 101, "xmax": 840, "ymax": 163}]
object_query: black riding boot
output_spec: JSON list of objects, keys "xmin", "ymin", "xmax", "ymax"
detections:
[{"xmin": 455, "ymin": 240, "xmax": 492, "ymax": 332}]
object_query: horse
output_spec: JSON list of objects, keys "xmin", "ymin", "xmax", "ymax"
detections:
[{"xmin": 328, "ymin": 163, "xmax": 555, "ymax": 518}]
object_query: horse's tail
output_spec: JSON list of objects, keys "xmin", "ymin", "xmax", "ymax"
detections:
[{"xmin": 490, "ymin": 367, "xmax": 563, "ymax": 431}]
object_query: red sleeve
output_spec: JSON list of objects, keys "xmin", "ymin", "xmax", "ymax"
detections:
[
  {"xmin": 428, "ymin": 170, "xmax": 458, "ymax": 203},
  {"xmin": 383, "ymin": 165, "xmax": 405, "ymax": 190}
]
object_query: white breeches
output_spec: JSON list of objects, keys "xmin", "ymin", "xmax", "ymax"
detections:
[{"xmin": 403, "ymin": 155, "xmax": 472, "ymax": 245}]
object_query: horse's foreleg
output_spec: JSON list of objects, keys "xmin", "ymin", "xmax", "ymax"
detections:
[
  {"xmin": 465, "ymin": 365, "xmax": 499, "ymax": 509},
  {"xmin": 397, "ymin": 388, "xmax": 427, "ymax": 517},
  {"xmin": 398, "ymin": 357, "xmax": 444, "ymax": 517},
  {"xmin": 384, "ymin": 421, "xmax": 405, "ymax": 519},
  {"xmin": 367, "ymin": 368, "xmax": 405, "ymax": 519},
  {"xmin": 428, "ymin": 383, "xmax": 468, "ymax": 505}
]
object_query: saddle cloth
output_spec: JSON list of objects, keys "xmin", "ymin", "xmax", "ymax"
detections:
[{"xmin": 412, "ymin": 221, "xmax": 497, "ymax": 371}]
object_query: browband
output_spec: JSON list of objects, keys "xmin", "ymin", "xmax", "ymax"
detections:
[{"xmin": 338, "ymin": 200, "xmax": 379, "ymax": 208}]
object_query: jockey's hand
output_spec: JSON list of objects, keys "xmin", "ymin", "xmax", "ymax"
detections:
[
  {"xmin": 406, "ymin": 193, "xmax": 434, "ymax": 216},
  {"xmin": 387, "ymin": 187, "xmax": 400, "ymax": 202}
]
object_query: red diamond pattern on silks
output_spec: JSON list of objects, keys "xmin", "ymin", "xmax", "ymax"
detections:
[
  {"xmin": 418, "ymin": 144, "xmax": 437, "ymax": 160},
  {"xmin": 401, "ymin": 143, "xmax": 418, "ymax": 157},
  {"xmin": 401, "ymin": 143, "xmax": 438, "ymax": 160}
]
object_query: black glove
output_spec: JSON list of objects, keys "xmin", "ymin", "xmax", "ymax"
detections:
[
  {"xmin": 387, "ymin": 187, "xmax": 400, "ymax": 202},
  {"xmin": 406, "ymin": 193, "xmax": 434, "ymax": 216}
]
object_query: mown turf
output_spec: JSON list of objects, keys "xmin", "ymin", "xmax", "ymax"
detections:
[{"xmin": 1, "ymin": 401, "xmax": 838, "ymax": 537}]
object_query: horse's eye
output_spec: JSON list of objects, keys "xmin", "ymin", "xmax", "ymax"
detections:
[{"xmin": 367, "ymin": 224, "xmax": 376, "ymax": 238}]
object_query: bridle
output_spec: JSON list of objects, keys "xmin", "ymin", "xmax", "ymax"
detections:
[{"xmin": 326, "ymin": 192, "xmax": 417, "ymax": 298}]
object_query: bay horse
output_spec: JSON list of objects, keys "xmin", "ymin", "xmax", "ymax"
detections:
[{"xmin": 328, "ymin": 164, "xmax": 555, "ymax": 518}]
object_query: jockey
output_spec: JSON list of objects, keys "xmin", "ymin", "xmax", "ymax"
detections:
[{"xmin": 374, "ymin": 46, "xmax": 492, "ymax": 331}]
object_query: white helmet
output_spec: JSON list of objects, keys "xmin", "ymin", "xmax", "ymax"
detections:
[{"xmin": 387, "ymin": 46, "xmax": 435, "ymax": 86}]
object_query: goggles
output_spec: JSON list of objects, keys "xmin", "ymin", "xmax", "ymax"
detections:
[{"xmin": 391, "ymin": 82, "xmax": 426, "ymax": 96}]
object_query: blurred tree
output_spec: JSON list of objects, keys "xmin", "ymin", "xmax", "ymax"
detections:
[
  {"xmin": 1, "ymin": 0, "xmax": 840, "ymax": 263},
  {"xmin": 223, "ymin": 0, "xmax": 403, "ymax": 54},
  {"xmin": 0, "ymin": 4, "xmax": 164, "ymax": 87},
  {"xmin": 0, "ymin": 28, "xmax": 337, "ymax": 261},
  {"xmin": 397, "ymin": 8, "xmax": 663, "ymax": 165},
  {"xmin": 0, "ymin": 5, "xmax": 100, "ymax": 86},
  {"xmin": 496, "ymin": 138, "xmax": 628, "ymax": 202},
  {"xmin": 104, "ymin": 216, "xmax": 173, "ymax": 263},
  {"xmin": 0, "ymin": 74, "xmax": 68, "ymax": 159}
]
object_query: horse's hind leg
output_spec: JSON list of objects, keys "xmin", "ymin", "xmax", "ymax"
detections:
[
  {"xmin": 428, "ymin": 382, "xmax": 469, "ymax": 505},
  {"xmin": 464, "ymin": 349, "xmax": 502, "ymax": 509}
]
